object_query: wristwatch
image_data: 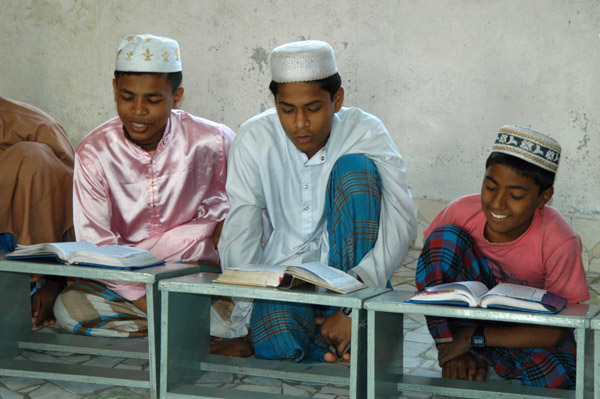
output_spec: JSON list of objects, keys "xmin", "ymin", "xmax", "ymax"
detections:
[
  {"xmin": 340, "ymin": 307, "xmax": 352, "ymax": 318},
  {"xmin": 471, "ymin": 325, "xmax": 486, "ymax": 349}
]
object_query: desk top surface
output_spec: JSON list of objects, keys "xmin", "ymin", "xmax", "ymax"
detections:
[
  {"xmin": 0, "ymin": 259, "xmax": 201, "ymax": 283},
  {"xmin": 159, "ymin": 272, "xmax": 389, "ymax": 307},
  {"xmin": 365, "ymin": 290, "xmax": 600, "ymax": 328}
]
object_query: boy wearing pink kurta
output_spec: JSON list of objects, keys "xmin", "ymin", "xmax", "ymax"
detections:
[{"xmin": 54, "ymin": 34, "xmax": 234, "ymax": 337}]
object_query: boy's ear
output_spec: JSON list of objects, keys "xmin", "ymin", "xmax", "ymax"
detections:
[
  {"xmin": 537, "ymin": 187, "xmax": 554, "ymax": 208},
  {"xmin": 173, "ymin": 87, "xmax": 184, "ymax": 109},
  {"xmin": 112, "ymin": 79, "xmax": 118, "ymax": 102},
  {"xmin": 333, "ymin": 87, "xmax": 344, "ymax": 112}
]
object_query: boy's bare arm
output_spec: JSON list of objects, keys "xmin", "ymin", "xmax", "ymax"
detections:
[
  {"xmin": 438, "ymin": 324, "xmax": 569, "ymax": 366},
  {"xmin": 483, "ymin": 324, "xmax": 569, "ymax": 349}
]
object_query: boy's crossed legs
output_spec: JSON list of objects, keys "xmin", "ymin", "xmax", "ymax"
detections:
[
  {"xmin": 251, "ymin": 154, "xmax": 382, "ymax": 363},
  {"xmin": 416, "ymin": 225, "xmax": 576, "ymax": 389}
]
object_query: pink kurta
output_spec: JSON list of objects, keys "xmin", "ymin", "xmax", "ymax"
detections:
[{"xmin": 74, "ymin": 110, "xmax": 234, "ymax": 300}]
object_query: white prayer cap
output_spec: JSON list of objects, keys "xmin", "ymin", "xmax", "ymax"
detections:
[
  {"xmin": 492, "ymin": 125, "xmax": 561, "ymax": 173},
  {"xmin": 115, "ymin": 34, "xmax": 182, "ymax": 73},
  {"xmin": 270, "ymin": 40, "xmax": 338, "ymax": 83}
]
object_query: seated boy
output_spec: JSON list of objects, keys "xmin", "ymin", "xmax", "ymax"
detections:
[
  {"xmin": 1, "ymin": 96, "xmax": 75, "ymax": 327},
  {"xmin": 53, "ymin": 34, "xmax": 235, "ymax": 338},
  {"xmin": 218, "ymin": 40, "xmax": 418, "ymax": 362},
  {"xmin": 416, "ymin": 126, "xmax": 589, "ymax": 389}
]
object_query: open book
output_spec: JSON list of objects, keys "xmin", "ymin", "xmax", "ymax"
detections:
[
  {"xmin": 5, "ymin": 242, "xmax": 164, "ymax": 269},
  {"xmin": 406, "ymin": 281, "xmax": 567, "ymax": 314},
  {"xmin": 213, "ymin": 262, "xmax": 367, "ymax": 294}
]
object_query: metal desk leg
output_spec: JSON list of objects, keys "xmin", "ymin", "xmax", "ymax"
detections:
[
  {"xmin": 0, "ymin": 272, "xmax": 30, "ymax": 359},
  {"xmin": 368, "ymin": 310, "xmax": 404, "ymax": 399},
  {"xmin": 350, "ymin": 308, "xmax": 367, "ymax": 399},
  {"xmin": 147, "ymin": 282, "xmax": 161, "ymax": 399},
  {"xmin": 160, "ymin": 290, "xmax": 210, "ymax": 398},
  {"xmin": 595, "ymin": 329, "xmax": 600, "ymax": 399}
]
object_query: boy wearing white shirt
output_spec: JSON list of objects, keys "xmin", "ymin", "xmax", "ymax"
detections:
[{"xmin": 219, "ymin": 40, "xmax": 417, "ymax": 362}]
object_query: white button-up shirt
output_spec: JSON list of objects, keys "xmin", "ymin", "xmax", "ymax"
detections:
[{"xmin": 219, "ymin": 107, "xmax": 417, "ymax": 288}]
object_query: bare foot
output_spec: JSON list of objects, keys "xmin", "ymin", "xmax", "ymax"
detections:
[
  {"xmin": 210, "ymin": 336, "xmax": 254, "ymax": 357},
  {"xmin": 324, "ymin": 349, "xmax": 351, "ymax": 363},
  {"xmin": 441, "ymin": 352, "xmax": 487, "ymax": 381}
]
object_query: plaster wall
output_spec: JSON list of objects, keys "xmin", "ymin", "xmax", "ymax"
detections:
[{"xmin": 1, "ymin": 0, "xmax": 599, "ymax": 220}]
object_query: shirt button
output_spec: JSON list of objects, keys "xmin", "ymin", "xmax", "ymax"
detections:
[
  {"xmin": 304, "ymin": 206, "xmax": 309, "ymax": 211},
  {"xmin": 151, "ymin": 182, "xmax": 155, "ymax": 186},
  {"xmin": 303, "ymin": 184, "xmax": 309, "ymax": 190},
  {"xmin": 320, "ymin": 155, "xmax": 325, "ymax": 161}
]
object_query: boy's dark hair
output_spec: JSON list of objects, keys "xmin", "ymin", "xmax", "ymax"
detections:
[
  {"xmin": 269, "ymin": 73, "xmax": 342, "ymax": 100},
  {"xmin": 114, "ymin": 71, "xmax": 183, "ymax": 94},
  {"xmin": 485, "ymin": 152, "xmax": 555, "ymax": 194}
]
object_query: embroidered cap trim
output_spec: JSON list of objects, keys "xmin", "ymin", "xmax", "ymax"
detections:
[{"xmin": 492, "ymin": 126, "xmax": 561, "ymax": 173}]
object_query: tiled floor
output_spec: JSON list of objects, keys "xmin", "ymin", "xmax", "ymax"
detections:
[{"xmin": 1, "ymin": 248, "xmax": 599, "ymax": 398}]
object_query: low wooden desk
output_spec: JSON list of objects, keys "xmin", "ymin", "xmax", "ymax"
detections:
[
  {"xmin": 0, "ymin": 259, "xmax": 201, "ymax": 399},
  {"xmin": 159, "ymin": 273, "xmax": 388, "ymax": 399},
  {"xmin": 364, "ymin": 290, "xmax": 598, "ymax": 399}
]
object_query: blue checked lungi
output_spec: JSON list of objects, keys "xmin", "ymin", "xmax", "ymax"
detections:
[
  {"xmin": 416, "ymin": 225, "xmax": 576, "ymax": 389},
  {"xmin": 250, "ymin": 154, "xmax": 382, "ymax": 363},
  {"xmin": 0, "ymin": 232, "xmax": 16, "ymax": 252}
]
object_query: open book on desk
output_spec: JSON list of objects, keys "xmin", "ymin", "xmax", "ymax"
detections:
[
  {"xmin": 406, "ymin": 281, "xmax": 567, "ymax": 314},
  {"xmin": 5, "ymin": 241, "xmax": 164, "ymax": 269},
  {"xmin": 213, "ymin": 262, "xmax": 367, "ymax": 294}
]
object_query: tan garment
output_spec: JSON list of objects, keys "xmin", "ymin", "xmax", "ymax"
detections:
[{"xmin": 0, "ymin": 97, "xmax": 75, "ymax": 244}]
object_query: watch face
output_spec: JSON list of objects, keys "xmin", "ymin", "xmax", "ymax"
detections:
[{"xmin": 472, "ymin": 336, "xmax": 485, "ymax": 348}]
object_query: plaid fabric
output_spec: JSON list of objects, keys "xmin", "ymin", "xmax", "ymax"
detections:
[
  {"xmin": 54, "ymin": 280, "xmax": 147, "ymax": 337},
  {"xmin": 416, "ymin": 225, "xmax": 576, "ymax": 389},
  {"xmin": 251, "ymin": 154, "xmax": 382, "ymax": 362},
  {"xmin": 54, "ymin": 261, "xmax": 222, "ymax": 338},
  {"xmin": 480, "ymin": 335, "xmax": 576, "ymax": 389},
  {"xmin": 416, "ymin": 225, "xmax": 495, "ymax": 342}
]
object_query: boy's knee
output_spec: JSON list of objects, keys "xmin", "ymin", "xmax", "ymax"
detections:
[{"xmin": 333, "ymin": 154, "xmax": 377, "ymax": 175}]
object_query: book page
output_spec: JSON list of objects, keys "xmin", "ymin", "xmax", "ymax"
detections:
[
  {"xmin": 66, "ymin": 245, "xmax": 160, "ymax": 267},
  {"xmin": 74, "ymin": 245, "xmax": 152, "ymax": 259},
  {"xmin": 484, "ymin": 283, "xmax": 545, "ymax": 302},
  {"xmin": 425, "ymin": 281, "xmax": 489, "ymax": 300},
  {"xmin": 286, "ymin": 262, "xmax": 365, "ymax": 294},
  {"xmin": 9, "ymin": 241, "xmax": 98, "ymax": 258},
  {"xmin": 289, "ymin": 262, "xmax": 355, "ymax": 285},
  {"xmin": 229, "ymin": 264, "xmax": 289, "ymax": 274}
]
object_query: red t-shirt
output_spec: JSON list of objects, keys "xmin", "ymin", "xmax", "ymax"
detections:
[{"xmin": 425, "ymin": 194, "xmax": 589, "ymax": 303}]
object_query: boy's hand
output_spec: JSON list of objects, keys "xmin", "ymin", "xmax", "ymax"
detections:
[
  {"xmin": 315, "ymin": 309, "xmax": 351, "ymax": 362},
  {"xmin": 31, "ymin": 279, "xmax": 62, "ymax": 327},
  {"xmin": 437, "ymin": 325, "xmax": 476, "ymax": 365}
]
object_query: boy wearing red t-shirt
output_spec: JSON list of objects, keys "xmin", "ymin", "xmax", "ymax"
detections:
[{"xmin": 416, "ymin": 125, "xmax": 589, "ymax": 389}]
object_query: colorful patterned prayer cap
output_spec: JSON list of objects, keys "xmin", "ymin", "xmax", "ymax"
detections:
[
  {"xmin": 115, "ymin": 34, "xmax": 182, "ymax": 73},
  {"xmin": 270, "ymin": 40, "xmax": 337, "ymax": 83},
  {"xmin": 492, "ymin": 125, "xmax": 561, "ymax": 173}
]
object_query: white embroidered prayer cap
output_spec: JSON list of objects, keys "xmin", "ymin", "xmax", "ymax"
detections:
[
  {"xmin": 270, "ymin": 40, "xmax": 337, "ymax": 83},
  {"xmin": 115, "ymin": 34, "xmax": 182, "ymax": 73},
  {"xmin": 492, "ymin": 125, "xmax": 561, "ymax": 173}
]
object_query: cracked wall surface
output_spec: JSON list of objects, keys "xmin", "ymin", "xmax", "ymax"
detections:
[{"xmin": 1, "ymin": 0, "xmax": 599, "ymax": 221}]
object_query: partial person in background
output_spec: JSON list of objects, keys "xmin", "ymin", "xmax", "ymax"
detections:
[
  {"xmin": 0, "ymin": 96, "xmax": 75, "ymax": 327},
  {"xmin": 53, "ymin": 35, "xmax": 237, "ymax": 345}
]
